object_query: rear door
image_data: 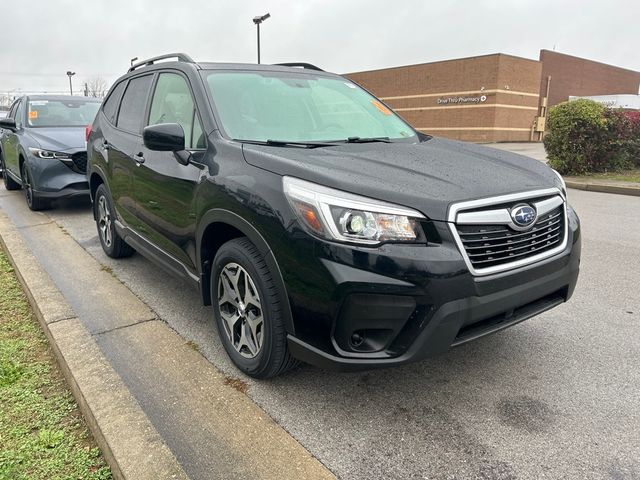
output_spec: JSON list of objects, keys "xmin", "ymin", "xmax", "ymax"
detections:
[
  {"xmin": 106, "ymin": 74, "xmax": 154, "ymax": 229},
  {"xmin": 133, "ymin": 71, "xmax": 206, "ymax": 275}
]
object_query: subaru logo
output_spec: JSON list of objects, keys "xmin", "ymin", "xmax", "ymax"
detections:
[{"xmin": 511, "ymin": 204, "xmax": 537, "ymax": 229}]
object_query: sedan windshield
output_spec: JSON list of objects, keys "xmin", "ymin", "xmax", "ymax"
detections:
[
  {"xmin": 203, "ymin": 71, "xmax": 417, "ymax": 143},
  {"xmin": 27, "ymin": 99, "xmax": 101, "ymax": 128}
]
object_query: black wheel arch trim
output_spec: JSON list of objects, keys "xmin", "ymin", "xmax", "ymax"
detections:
[
  {"xmin": 88, "ymin": 166, "xmax": 108, "ymax": 218},
  {"xmin": 197, "ymin": 208, "xmax": 295, "ymax": 336}
]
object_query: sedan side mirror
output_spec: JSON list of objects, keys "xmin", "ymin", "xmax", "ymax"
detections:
[
  {"xmin": 143, "ymin": 123, "xmax": 185, "ymax": 152},
  {"xmin": 0, "ymin": 118, "xmax": 17, "ymax": 131}
]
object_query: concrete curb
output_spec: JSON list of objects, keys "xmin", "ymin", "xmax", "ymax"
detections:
[
  {"xmin": 0, "ymin": 207, "xmax": 337, "ymax": 480},
  {"xmin": 0, "ymin": 211, "xmax": 189, "ymax": 480},
  {"xmin": 566, "ymin": 180, "xmax": 640, "ymax": 197}
]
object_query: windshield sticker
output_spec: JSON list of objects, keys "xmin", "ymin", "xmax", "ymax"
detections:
[
  {"xmin": 28, "ymin": 110, "xmax": 38, "ymax": 119},
  {"xmin": 344, "ymin": 83, "xmax": 357, "ymax": 89},
  {"xmin": 29, "ymin": 101, "xmax": 48, "ymax": 106},
  {"xmin": 371, "ymin": 100, "xmax": 392, "ymax": 116}
]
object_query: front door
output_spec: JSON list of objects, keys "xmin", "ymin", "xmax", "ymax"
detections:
[
  {"xmin": 133, "ymin": 71, "xmax": 206, "ymax": 274},
  {"xmin": 2, "ymin": 99, "xmax": 24, "ymax": 176}
]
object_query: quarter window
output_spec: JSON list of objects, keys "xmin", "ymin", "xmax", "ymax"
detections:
[
  {"xmin": 117, "ymin": 75, "xmax": 153, "ymax": 133},
  {"xmin": 148, "ymin": 73, "xmax": 204, "ymax": 149},
  {"xmin": 102, "ymin": 80, "xmax": 127, "ymax": 125}
]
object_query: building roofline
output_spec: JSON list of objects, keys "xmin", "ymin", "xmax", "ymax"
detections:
[
  {"xmin": 539, "ymin": 49, "xmax": 640, "ymax": 75},
  {"xmin": 344, "ymin": 52, "xmax": 540, "ymax": 76}
]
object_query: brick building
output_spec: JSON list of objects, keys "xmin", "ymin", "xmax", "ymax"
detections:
[{"xmin": 346, "ymin": 50, "xmax": 640, "ymax": 143}]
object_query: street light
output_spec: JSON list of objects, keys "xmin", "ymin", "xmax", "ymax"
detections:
[
  {"xmin": 252, "ymin": 13, "xmax": 270, "ymax": 64},
  {"xmin": 66, "ymin": 71, "xmax": 75, "ymax": 96}
]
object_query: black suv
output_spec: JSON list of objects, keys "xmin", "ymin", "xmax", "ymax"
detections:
[{"xmin": 87, "ymin": 53, "xmax": 580, "ymax": 378}]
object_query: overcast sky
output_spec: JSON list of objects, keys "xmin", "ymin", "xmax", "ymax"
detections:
[{"xmin": 1, "ymin": 0, "xmax": 639, "ymax": 94}]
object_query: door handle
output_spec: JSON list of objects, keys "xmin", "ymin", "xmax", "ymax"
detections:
[{"xmin": 133, "ymin": 152, "xmax": 145, "ymax": 165}]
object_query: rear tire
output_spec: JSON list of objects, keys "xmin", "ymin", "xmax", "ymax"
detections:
[
  {"xmin": 21, "ymin": 162, "xmax": 50, "ymax": 211},
  {"xmin": 94, "ymin": 184, "xmax": 134, "ymax": 258},
  {"xmin": 1, "ymin": 153, "xmax": 21, "ymax": 190},
  {"xmin": 212, "ymin": 237, "xmax": 298, "ymax": 378}
]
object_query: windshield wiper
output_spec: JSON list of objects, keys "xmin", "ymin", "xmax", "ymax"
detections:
[
  {"xmin": 344, "ymin": 136, "xmax": 391, "ymax": 143},
  {"xmin": 234, "ymin": 139, "xmax": 338, "ymax": 148}
]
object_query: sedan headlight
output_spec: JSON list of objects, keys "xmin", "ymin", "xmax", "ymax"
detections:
[
  {"xmin": 283, "ymin": 176, "xmax": 426, "ymax": 245},
  {"xmin": 28, "ymin": 147, "xmax": 71, "ymax": 160}
]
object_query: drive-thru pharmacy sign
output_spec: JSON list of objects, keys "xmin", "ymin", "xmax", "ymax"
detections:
[{"xmin": 437, "ymin": 95, "xmax": 487, "ymax": 105}]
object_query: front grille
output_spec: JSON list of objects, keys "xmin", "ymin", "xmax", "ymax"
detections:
[
  {"xmin": 71, "ymin": 152, "xmax": 88, "ymax": 174},
  {"xmin": 456, "ymin": 205, "xmax": 565, "ymax": 270}
]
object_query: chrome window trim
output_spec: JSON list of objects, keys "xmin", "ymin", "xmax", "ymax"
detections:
[{"xmin": 447, "ymin": 188, "xmax": 568, "ymax": 276}]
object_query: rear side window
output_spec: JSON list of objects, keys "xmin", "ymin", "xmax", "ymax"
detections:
[
  {"xmin": 117, "ymin": 75, "xmax": 153, "ymax": 133},
  {"xmin": 102, "ymin": 81, "xmax": 127, "ymax": 124}
]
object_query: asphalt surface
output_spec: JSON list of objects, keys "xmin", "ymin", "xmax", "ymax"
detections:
[{"xmin": 1, "ymin": 179, "xmax": 639, "ymax": 479}]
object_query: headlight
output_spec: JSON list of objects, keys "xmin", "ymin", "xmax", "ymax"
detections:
[
  {"xmin": 552, "ymin": 169, "xmax": 567, "ymax": 197},
  {"xmin": 283, "ymin": 176, "xmax": 426, "ymax": 245},
  {"xmin": 28, "ymin": 147, "xmax": 71, "ymax": 159}
]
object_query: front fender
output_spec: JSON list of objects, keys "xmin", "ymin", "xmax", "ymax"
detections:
[{"xmin": 196, "ymin": 208, "xmax": 295, "ymax": 335}]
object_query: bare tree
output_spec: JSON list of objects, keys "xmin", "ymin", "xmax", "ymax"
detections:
[{"xmin": 85, "ymin": 77, "xmax": 109, "ymax": 98}]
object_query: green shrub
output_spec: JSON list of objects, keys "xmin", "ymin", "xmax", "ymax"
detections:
[{"xmin": 544, "ymin": 99, "xmax": 635, "ymax": 174}]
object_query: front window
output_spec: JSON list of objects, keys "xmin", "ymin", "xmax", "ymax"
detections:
[
  {"xmin": 27, "ymin": 99, "xmax": 101, "ymax": 128},
  {"xmin": 203, "ymin": 71, "xmax": 417, "ymax": 143}
]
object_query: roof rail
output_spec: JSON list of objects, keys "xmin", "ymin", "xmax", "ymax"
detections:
[
  {"xmin": 275, "ymin": 62, "xmax": 324, "ymax": 72},
  {"xmin": 128, "ymin": 53, "xmax": 195, "ymax": 72}
]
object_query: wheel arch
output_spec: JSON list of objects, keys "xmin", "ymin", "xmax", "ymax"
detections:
[
  {"xmin": 88, "ymin": 168, "xmax": 108, "ymax": 219},
  {"xmin": 197, "ymin": 209, "xmax": 295, "ymax": 335}
]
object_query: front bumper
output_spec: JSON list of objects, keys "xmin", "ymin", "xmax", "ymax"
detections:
[
  {"xmin": 283, "ymin": 208, "xmax": 581, "ymax": 371},
  {"xmin": 28, "ymin": 154, "xmax": 89, "ymax": 198}
]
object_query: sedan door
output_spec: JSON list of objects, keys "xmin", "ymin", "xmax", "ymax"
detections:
[{"xmin": 2, "ymin": 99, "xmax": 24, "ymax": 176}]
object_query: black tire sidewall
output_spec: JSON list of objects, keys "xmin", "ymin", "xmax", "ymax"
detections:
[
  {"xmin": 211, "ymin": 240, "xmax": 279, "ymax": 377},
  {"xmin": 21, "ymin": 162, "xmax": 38, "ymax": 210}
]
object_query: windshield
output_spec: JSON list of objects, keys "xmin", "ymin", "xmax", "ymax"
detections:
[
  {"xmin": 27, "ymin": 99, "xmax": 101, "ymax": 128},
  {"xmin": 204, "ymin": 71, "xmax": 417, "ymax": 143}
]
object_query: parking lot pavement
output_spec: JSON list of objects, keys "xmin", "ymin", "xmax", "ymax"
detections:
[
  {"xmin": 1, "ymin": 185, "xmax": 639, "ymax": 479},
  {"xmin": 486, "ymin": 142, "xmax": 548, "ymax": 163}
]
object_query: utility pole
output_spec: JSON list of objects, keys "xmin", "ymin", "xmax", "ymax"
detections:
[{"xmin": 252, "ymin": 13, "xmax": 271, "ymax": 64}]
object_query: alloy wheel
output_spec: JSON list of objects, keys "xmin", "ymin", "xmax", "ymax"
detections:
[
  {"xmin": 97, "ymin": 195, "xmax": 113, "ymax": 248},
  {"xmin": 217, "ymin": 262, "xmax": 264, "ymax": 358}
]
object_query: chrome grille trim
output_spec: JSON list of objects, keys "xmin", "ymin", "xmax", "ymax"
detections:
[{"xmin": 447, "ymin": 188, "xmax": 568, "ymax": 276}]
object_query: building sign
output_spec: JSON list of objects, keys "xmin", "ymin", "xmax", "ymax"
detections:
[{"xmin": 437, "ymin": 95, "xmax": 487, "ymax": 105}]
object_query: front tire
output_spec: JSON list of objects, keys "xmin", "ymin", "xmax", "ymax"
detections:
[
  {"xmin": 94, "ymin": 184, "xmax": 134, "ymax": 258},
  {"xmin": 21, "ymin": 162, "xmax": 49, "ymax": 211},
  {"xmin": 212, "ymin": 238, "xmax": 298, "ymax": 378}
]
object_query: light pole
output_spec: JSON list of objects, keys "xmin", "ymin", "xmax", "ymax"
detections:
[
  {"xmin": 252, "ymin": 13, "xmax": 270, "ymax": 64},
  {"xmin": 66, "ymin": 71, "xmax": 75, "ymax": 96}
]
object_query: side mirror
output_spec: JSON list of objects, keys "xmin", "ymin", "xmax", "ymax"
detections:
[
  {"xmin": 143, "ymin": 123, "xmax": 185, "ymax": 152},
  {"xmin": 0, "ymin": 118, "xmax": 17, "ymax": 131}
]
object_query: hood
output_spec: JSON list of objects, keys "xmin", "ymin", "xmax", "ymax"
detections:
[
  {"xmin": 242, "ymin": 137, "xmax": 561, "ymax": 221},
  {"xmin": 27, "ymin": 127, "xmax": 86, "ymax": 152}
]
